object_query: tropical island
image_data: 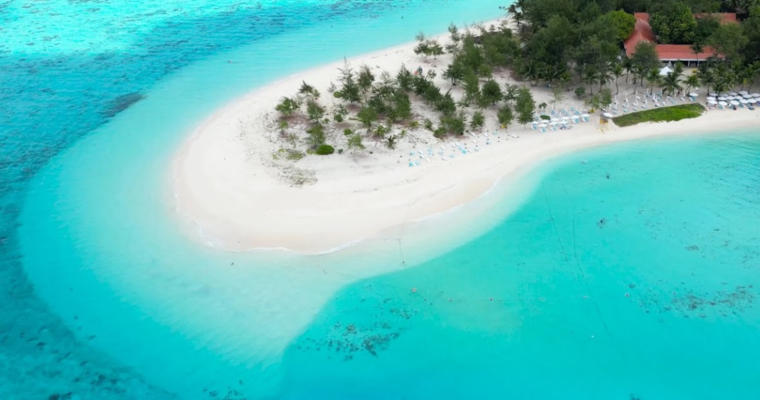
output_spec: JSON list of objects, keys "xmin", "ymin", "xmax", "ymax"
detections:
[{"xmin": 172, "ymin": 1, "xmax": 760, "ymax": 253}]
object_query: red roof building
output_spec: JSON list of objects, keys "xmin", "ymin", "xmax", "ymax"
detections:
[{"xmin": 623, "ymin": 12, "xmax": 737, "ymax": 62}]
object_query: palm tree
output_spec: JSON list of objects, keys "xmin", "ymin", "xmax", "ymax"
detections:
[
  {"xmin": 712, "ymin": 79, "xmax": 728, "ymax": 96},
  {"xmin": 506, "ymin": 0, "xmax": 526, "ymax": 27},
  {"xmin": 698, "ymin": 68, "xmax": 715, "ymax": 95},
  {"xmin": 597, "ymin": 65, "xmax": 613, "ymax": 91},
  {"xmin": 633, "ymin": 65, "xmax": 646, "ymax": 94},
  {"xmin": 690, "ymin": 42, "xmax": 705, "ymax": 67},
  {"xmin": 645, "ymin": 69, "xmax": 661, "ymax": 95},
  {"xmin": 722, "ymin": 0, "xmax": 757, "ymax": 16},
  {"xmin": 671, "ymin": 63, "xmax": 684, "ymax": 95},
  {"xmin": 685, "ymin": 73, "xmax": 700, "ymax": 94},
  {"xmin": 749, "ymin": 62, "xmax": 760, "ymax": 92},
  {"xmin": 661, "ymin": 72, "xmax": 682, "ymax": 96},
  {"xmin": 622, "ymin": 57, "xmax": 634, "ymax": 83},
  {"xmin": 611, "ymin": 63, "xmax": 624, "ymax": 94},
  {"xmin": 672, "ymin": 62, "xmax": 685, "ymax": 79},
  {"xmin": 737, "ymin": 67, "xmax": 752, "ymax": 91},
  {"xmin": 584, "ymin": 66, "xmax": 598, "ymax": 95}
]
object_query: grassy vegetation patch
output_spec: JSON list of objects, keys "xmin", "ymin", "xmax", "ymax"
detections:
[
  {"xmin": 612, "ymin": 104, "xmax": 705, "ymax": 127},
  {"xmin": 273, "ymin": 148, "xmax": 305, "ymax": 161}
]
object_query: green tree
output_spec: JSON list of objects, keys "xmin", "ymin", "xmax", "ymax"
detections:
[
  {"xmin": 645, "ymin": 69, "xmax": 661, "ymax": 95},
  {"xmin": 440, "ymin": 112, "xmax": 467, "ymax": 135},
  {"xmin": 275, "ymin": 97, "xmax": 301, "ymax": 117},
  {"xmin": 583, "ymin": 66, "xmax": 598, "ymax": 95},
  {"xmin": 515, "ymin": 87, "xmax": 536, "ymax": 126},
  {"xmin": 357, "ymin": 65, "xmax": 375, "ymax": 100},
  {"xmin": 306, "ymin": 124, "xmax": 326, "ymax": 147},
  {"xmin": 447, "ymin": 23, "xmax": 462, "ymax": 53},
  {"xmin": 694, "ymin": 15, "xmax": 721, "ymax": 44},
  {"xmin": 690, "ymin": 41, "xmax": 705, "ymax": 65},
  {"xmin": 708, "ymin": 23, "xmax": 749, "ymax": 62},
  {"xmin": 743, "ymin": 8, "xmax": 760, "ymax": 64},
  {"xmin": 606, "ymin": 10, "xmax": 636, "ymax": 43},
  {"xmin": 649, "ymin": 2, "xmax": 697, "ymax": 44},
  {"xmin": 698, "ymin": 68, "xmax": 715, "ymax": 94},
  {"xmin": 480, "ymin": 79, "xmax": 503, "ymax": 106},
  {"xmin": 392, "ymin": 90, "xmax": 412, "ymax": 121},
  {"xmin": 661, "ymin": 71, "xmax": 682, "ymax": 95},
  {"xmin": 443, "ymin": 60, "xmax": 466, "ymax": 85},
  {"xmin": 600, "ymin": 87, "xmax": 613, "ymax": 107},
  {"xmin": 298, "ymin": 81, "xmax": 320, "ymax": 99},
  {"xmin": 436, "ymin": 92, "xmax": 457, "ymax": 116},
  {"xmin": 611, "ymin": 63, "xmax": 624, "ymax": 94},
  {"xmin": 306, "ymin": 99, "xmax": 325, "ymax": 122},
  {"xmin": 428, "ymin": 40, "xmax": 445, "ymax": 58},
  {"xmin": 622, "ymin": 57, "xmax": 634, "ymax": 83},
  {"xmin": 462, "ymin": 71, "xmax": 480, "ymax": 103},
  {"xmin": 357, "ymin": 106, "xmax": 378, "ymax": 129},
  {"xmin": 470, "ymin": 110, "xmax": 485, "ymax": 130},
  {"xmin": 506, "ymin": 0, "xmax": 526, "ymax": 27},
  {"xmin": 551, "ymin": 85, "xmax": 565, "ymax": 108},
  {"xmin": 336, "ymin": 59, "xmax": 361, "ymax": 104},
  {"xmin": 685, "ymin": 73, "xmax": 700, "ymax": 93},
  {"xmin": 631, "ymin": 41, "xmax": 661, "ymax": 75},
  {"xmin": 503, "ymin": 83, "xmax": 519, "ymax": 104},
  {"xmin": 333, "ymin": 104, "xmax": 348, "ymax": 123},
  {"xmin": 396, "ymin": 65, "xmax": 414, "ymax": 92},
  {"xmin": 497, "ymin": 105, "xmax": 514, "ymax": 128}
]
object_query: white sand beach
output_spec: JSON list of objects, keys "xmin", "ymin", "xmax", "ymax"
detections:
[{"xmin": 171, "ymin": 18, "xmax": 760, "ymax": 254}]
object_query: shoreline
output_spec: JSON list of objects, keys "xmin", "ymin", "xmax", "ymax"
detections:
[{"xmin": 170, "ymin": 20, "xmax": 760, "ymax": 255}]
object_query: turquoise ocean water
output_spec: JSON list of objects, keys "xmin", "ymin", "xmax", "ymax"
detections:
[{"xmin": 3, "ymin": 1, "xmax": 760, "ymax": 399}]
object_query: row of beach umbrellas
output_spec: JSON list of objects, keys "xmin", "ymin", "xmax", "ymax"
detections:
[
  {"xmin": 534, "ymin": 114, "xmax": 590, "ymax": 128},
  {"xmin": 707, "ymin": 91, "xmax": 760, "ymax": 98}
]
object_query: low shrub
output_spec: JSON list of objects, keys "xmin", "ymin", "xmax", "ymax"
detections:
[{"xmin": 315, "ymin": 144, "xmax": 335, "ymax": 155}]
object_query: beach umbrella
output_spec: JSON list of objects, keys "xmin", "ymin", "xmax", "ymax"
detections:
[
  {"xmin": 549, "ymin": 121, "xmax": 557, "ymax": 126},
  {"xmin": 706, "ymin": 96, "xmax": 716, "ymax": 100},
  {"xmin": 729, "ymin": 91, "xmax": 737, "ymax": 96},
  {"xmin": 709, "ymin": 92, "xmax": 717, "ymax": 96},
  {"xmin": 740, "ymin": 99, "xmax": 749, "ymax": 104},
  {"xmin": 560, "ymin": 116, "xmax": 569, "ymax": 121},
  {"xmin": 538, "ymin": 123, "xmax": 547, "ymax": 128},
  {"xmin": 688, "ymin": 93, "xmax": 697, "ymax": 98},
  {"xmin": 718, "ymin": 101, "xmax": 728, "ymax": 106},
  {"xmin": 739, "ymin": 90, "xmax": 748, "ymax": 95},
  {"xmin": 751, "ymin": 93, "xmax": 760, "ymax": 97},
  {"xmin": 707, "ymin": 100, "xmax": 717, "ymax": 104},
  {"xmin": 602, "ymin": 112, "xmax": 613, "ymax": 119},
  {"xmin": 718, "ymin": 96, "xmax": 727, "ymax": 101},
  {"xmin": 743, "ymin": 94, "xmax": 752, "ymax": 99},
  {"xmin": 730, "ymin": 100, "xmax": 740, "ymax": 106}
]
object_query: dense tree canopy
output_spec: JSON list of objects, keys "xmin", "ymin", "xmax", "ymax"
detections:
[
  {"xmin": 649, "ymin": 2, "xmax": 697, "ymax": 44},
  {"xmin": 607, "ymin": 10, "xmax": 637, "ymax": 43}
]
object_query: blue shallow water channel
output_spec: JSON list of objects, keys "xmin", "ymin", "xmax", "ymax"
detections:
[{"xmin": 3, "ymin": 1, "xmax": 760, "ymax": 400}]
